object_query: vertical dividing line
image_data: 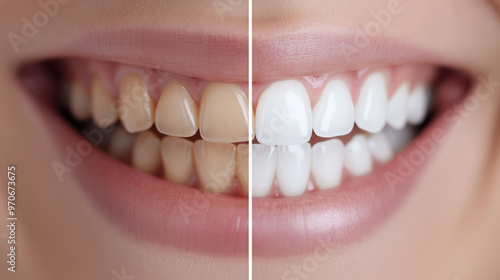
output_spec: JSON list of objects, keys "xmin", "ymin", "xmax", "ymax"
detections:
[{"xmin": 248, "ymin": 0, "xmax": 253, "ymax": 278}]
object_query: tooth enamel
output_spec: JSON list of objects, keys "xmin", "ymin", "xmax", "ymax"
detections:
[
  {"xmin": 108, "ymin": 126, "xmax": 136, "ymax": 162},
  {"xmin": 344, "ymin": 134, "xmax": 372, "ymax": 176},
  {"xmin": 311, "ymin": 139, "xmax": 344, "ymax": 190},
  {"xmin": 194, "ymin": 140, "xmax": 236, "ymax": 194},
  {"xmin": 91, "ymin": 76, "xmax": 118, "ymax": 128},
  {"xmin": 276, "ymin": 143, "xmax": 311, "ymax": 197},
  {"xmin": 407, "ymin": 85, "xmax": 430, "ymax": 125},
  {"xmin": 237, "ymin": 144, "xmax": 249, "ymax": 195},
  {"xmin": 355, "ymin": 72, "xmax": 388, "ymax": 133},
  {"xmin": 155, "ymin": 81, "xmax": 198, "ymax": 137},
  {"xmin": 161, "ymin": 136, "xmax": 194, "ymax": 185},
  {"xmin": 256, "ymin": 80, "xmax": 312, "ymax": 145},
  {"xmin": 387, "ymin": 83, "xmax": 409, "ymax": 130},
  {"xmin": 131, "ymin": 130, "xmax": 161, "ymax": 174},
  {"xmin": 118, "ymin": 73, "xmax": 156, "ymax": 133},
  {"xmin": 199, "ymin": 83, "xmax": 249, "ymax": 143},
  {"xmin": 69, "ymin": 81, "xmax": 91, "ymax": 121},
  {"xmin": 252, "ymin": 144, "xmax": 276, "ymax": 197},
  {"xmin": 368, "ymin": 133, "xmax": 394, "ymax": 163},
  {"xmin": 313, "ymin": 80, "xmax": 355, "ymax": 137}
]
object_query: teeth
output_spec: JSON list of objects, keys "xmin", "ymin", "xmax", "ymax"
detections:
[
  {"xmin": 252, "ymin": 144, "xmax": 276, "ymax": 197},
  {"xmin": 276, "ymin": 143, "xmax": 311, "ymax": 197},
  {"xmin": 256, "ymin": 80, "xmax": 312, "ymax": 145},
  {"xmin": 313, "ymin": 80, "xmax": 355, "ymax": 137},
  {"xmin": 194, "ymin": 140, "xmax": 236, "ymax": 194},
  {"xmin": 155, "ymin": 81, "xmax": 198, "ymax": 137},
  {"xmin": 69, "ymin": 81, "xmax": 91, "ymax": 121},
  {"xmin": 387, "ymin": 83, "xmax": 409, "ymax": 130},
  {"xmin": 407, "ymin": 85, "xmax": 430, "ymax": 125},
  {"xmin": 108, "ymin": 126, "xmax": 136, "ymax": 162},
  {"xmin": 355, "ymin": 72, "xmax": 388, "ymax": 133},
  {"xmin": 311, "ymin": 139, "xmax": 344, "ymax": 190},
  {"xmin": 131, "ymin": 130, "xmax": 161, "ymax": 174},
  {"xmin": 118, "ymin": 73, "xmax": 156, "ymax": 133},
  {"xmin": 383, "ymin": 125, "xmax": 416, "ymax": 153},
  {"xmin": 199, "ymin": 83, "xmax": 249, "ymax": 143},
  {"xmin": 236, "ymin": 144, "xmax": 249, "ymax": 195},
  {"xmin": 91, "ymin": 76, "xmax": 118, "ymax": 128},
  {"xmin": 344, "ymin": 134, "xmax": 372, "ymax": 176},
  {"xmin": 160, "ymin": 136, "xmax": 194, "ymax": 185},
  {"xmin": 367, "ymin": 133, "xmax": 393, "ymax": 163}
]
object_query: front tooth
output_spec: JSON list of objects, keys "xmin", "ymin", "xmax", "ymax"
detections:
[
  {"xmin": 313, "ymin": 79, "xmax": 355, "ymax": 137},
  {"xmin": 252, "ymin": 144, "xmax": 276, "ymax": 197},
  {"xmin": 91, "ymin": 75, "xmax": 118, "ymax": 128},
  {"xmin": 368, "ymin": 133, "xmax": 393, "ymax": 163},
  {"xmin": 155, "ymin": 81, "xmax": 198, "ymax": 137},
  {"xmin": 199, "ymin": 83, "xmax": 249, "ymax": 143},
  {"xmin": 407, "ymin": 85, "xmax": 430, "ymax": 125},
  {"xmin": 276, "ymin": 143, "xmax": 311, "ymax": 197},
  {"xmin": 387, "ymin": 83, "xmax": 409, "ymax": 130},
  {"xmin": 69, "ymin": 81, "xmax": 91, "ymax": 121},
  {"xmin": 131, "ymin": 130, "xmax": 161, "ymax": 174},
  {"xmin": 161, "ymin": 136, "xmax": 194, "ymax": 185},
  {"xmin": 237, "ymin": 144, "xmax": 249, "ymax": 195},
  {"xmin": 108, "ymin": 125, "xmax": 136, "ymax": 162},
  {"xmin": 256, "ymin": 80, "xmax": 312, "ymax": 145},
  {"xmin": 118, "ymin": 73, "xmax": 156, "ymax": 133},
  {"xmin": 355, "ymin": 72, "xmax": 388, "ymax": 133},
  {"xmin": 344, "ymin": 134, "xmax": 372, "ymax": 176},
  {"xmin": 311, "ymin": 139, "xmax": 344, "ymax": 190},
  {"xmin": 194, "ymin": 140, "xmax": 236, "ymax": 194}
]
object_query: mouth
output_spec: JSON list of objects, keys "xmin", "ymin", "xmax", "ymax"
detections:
[{"xmin": 17, "ymin": 28, "xmax": 472, "ymax": 258}]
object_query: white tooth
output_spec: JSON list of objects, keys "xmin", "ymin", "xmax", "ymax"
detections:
[
  {"xmin": 252, "ymin": 144, "xmax": 277, "ymax": 197},
  {"xmin": 276, "ymin": 143, "xmax": 311, "ymax": 197},
  {"xmin": 368, "ymin": 133, "xmax": 394, "ymax": 163},
  {"xmin": 355, "ymin": 72, "xmax": 388, "ymax": 133},
  {"xmin": 344, "ymin": 134, "xmax": 372, "ymax": 176},
  {"xmin": 407, "ymin": 85, "xmax": 430, "ymax": 125},
  {"xmin": 387, "ymin": 83, "xmax": 409, "ymax": 129},
  {"xmin": 383, "ymin": 126, "xmax": 416, "ymax": 153},
  {"xmin": 311, "ymin": 139, "xmax": 344, "ymax": 190},
  {"xmin": 313, "ymin": 80, "xmax": 354, "ymax": 137},
  {"xmin": 255, "ymin": 80, "xmax": 312, "ymax": 145}
]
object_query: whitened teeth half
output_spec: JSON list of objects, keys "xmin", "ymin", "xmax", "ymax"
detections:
[
  {"xmin": 276, "ymin": 144, "xmax": 312, "ymax": 197},
  {"xmin": 407, "ymin": 85, "xmax": 431, "ymax": 125},
  {"xmin": 311, "ymin": 139, "xmax": 344, "ymax": 190},
  {"xmin": 387, "ymin": 83, "xmax": 409, "ymax": 129},
  {"xmin": 355, "ymin": 72, "xmax": 388, "ymax": 133},
  {"xmin": 252, "ymin": 144, "xmax": 276, "ymax": 197}
]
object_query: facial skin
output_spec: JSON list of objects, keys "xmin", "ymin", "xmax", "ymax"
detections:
[{"xmin": 1, "ymin": 1, "xmax": 500, "ymax": 280}]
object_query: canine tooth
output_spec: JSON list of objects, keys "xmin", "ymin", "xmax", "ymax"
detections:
[
  {"xmin": 313, "ymin": 80, "xmax": 354, "ymax": 137},
  {"xmin": 311, "ymin": 139, "xmax": 344, "ymax": 190},
  {"xmin": 407, "ymin": 85, "xmax": 430, "ymax": 125},
  {"xmin": 199, "ymin": 83, "xmax": 249, "ymax": 143},
  {"xmin": 118, "ymin": 73, "xmax": 155, "ymax": 133},
  {"xmin": 155, "ymin": 81, "xmax": 198, "ymax": 137},
  {"xmin": 344, "ymin": 134, "xmax": 372, "ymax": 176},
  {"xmin": 276, "ymin": 143, "xmax": 311, "ymax": 197},
  {"xmin": 69, "ymin": 81, "xmax": 91, "ymax": 121},
  {"xmin": 108, "ymin": 126, "xmax": 136, "ymax": 162},
  {"xmin": 355, "ymin": 72, "xmax": 388, "ymax": 133},
  {"xmin": 131, "ymin": 131, "xmax": 161, "ymax": 174},
  {"xmin": 161, "ymin": 136, "xmax": 194, "ymax": 185},
  {"xmin": 91, "ymin": 76, "xmax": 117, "ymax": 128},
  {"xmin": 387, "ymin": 83, "xmax": 409, "ymax": 129},
  {"xmin": 237, "ymin": 144, "xmax": 249, "ymax": 195},
  {"xmin": 252, "ymin": 144, "xmax": 276, "ymax": 197},
  {"xmin": 368, "ymin": 133, "xmax": 394, "ymax": 163},
  {"xmin": 194, "ymin": 140, "xmax": 236, "ymax": 194},
  {"xmin": 256, "ymin": 80, "xmax": 312, "ymax": 145}
]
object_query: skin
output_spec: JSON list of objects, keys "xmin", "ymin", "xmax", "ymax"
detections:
[{"xmin": 1, "ymin": 1, "xmax": 500, "ymax": 280}]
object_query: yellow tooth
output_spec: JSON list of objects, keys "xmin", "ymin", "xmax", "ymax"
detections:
[
  {"xmin": 131, "ymin": 130, "xmax": 161, "ymax": 174},
  {"xmin": 91, "ymin": 75, "xmax": 118, "ymax": 128},
  {"xmin": 194, "ymin": 140, "xmax": 236, "ymax": 194},
  {"xmin": 69, "ymin": 81, "xmax": 91, "ymax": 121},
  {"xmin": 155, "ymin": 81, "xmax": 198, "ymax": 137},
  {"xmin": 118, "ymin": 73, "xmax": 155, "ymax": 133},
  {"xmin": 161, "ymin": 136, "xmax": 194, "ymax": 185},
  {"xmin": 237, "ymin": 144, "xmax": 249, "ymax": 195},
  {"xmin": 108, "ymin": 126, "xmax": 136, "ymax": 163},
  {"xmin": 199, "ymin": 83, "xmax": 249, "ymax": 143}
]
